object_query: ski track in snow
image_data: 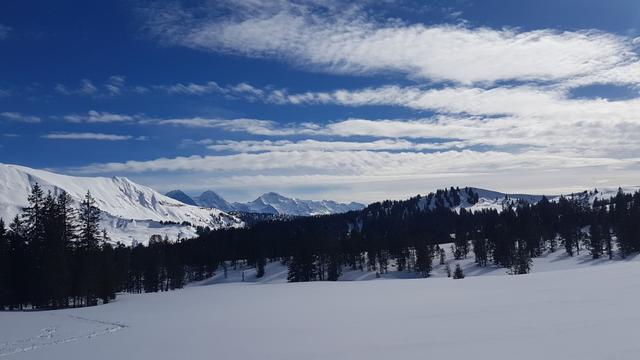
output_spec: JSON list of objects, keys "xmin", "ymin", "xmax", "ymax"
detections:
[{"xmin": 0, "ymin": 313, "xmax": 127, "ymax": 357}]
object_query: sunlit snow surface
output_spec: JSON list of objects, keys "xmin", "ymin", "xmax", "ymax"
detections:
[{"xmin": 2, "ymin": 246, "xmax": 640, "ymax": 360}]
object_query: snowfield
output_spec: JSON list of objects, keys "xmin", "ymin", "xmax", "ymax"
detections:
[{"xmin": 2, "ymin": 252, "xmax": 640, "ymax": 360}]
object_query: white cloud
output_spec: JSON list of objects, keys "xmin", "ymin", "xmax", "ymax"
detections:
[
  {"xmin": 205, "ymin": 139, "xmax": 464, "ymax": 152},
  {"xmin": 0, "ymin": 112, "xmax": 41, "ymax": 123},
  {"xmin": 160, "ymin": 81, "xmax": 223, "ymax": 95},
  {"xmin": 55, "ymin": 76, "xmax": 133, "ymax": 97},
  {"xmin": 0, "ymin": 24, "xmax": 11, "ymax": 39},
  {"xmin": 43, "ymin": 132, "xmax": 138, "ymax": 141},
  {"xmin": 105, "ymin": 75, "xmax": 126, "ymax": 95},
  {"xmin": 157, "ymin": 117, "xmax": 319, "ymax": 135},
  {"xmin": 142, "ymin": 1, "xmax": 640, "ymax": 86},
  {"xmin": 261, "ymin": 84, "xmax": 640, "ymax": 121},
  {"xmin": 63, "ymin": 110, "xmax": 143, "ymax": 123},
  {"xmin": 155, "ymin": 80, "xmax": 266, "ymax": 101},
  {"xmin": 79, "ymin": 79, "xmax": 98, "ymax": 95},
  {"xmin": 72, "ymin": 149, "xmax": 628, "ymax": 175},
  {"xmin": 68, "ymin": 149, "xmax": 640, "ymax": 203}
]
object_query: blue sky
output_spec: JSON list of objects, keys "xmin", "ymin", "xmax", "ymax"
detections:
[{"xmin": 1, "ymin": 0, "xmax": 640, "ymax": 203}]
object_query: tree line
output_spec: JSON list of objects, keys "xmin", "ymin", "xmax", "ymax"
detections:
[{"xmin": 2, "ymin": 186, "xmax": 640, "ymax": 310}]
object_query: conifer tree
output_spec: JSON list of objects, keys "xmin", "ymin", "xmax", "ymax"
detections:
[
  {"xmin": 453, "ymin": 264, "xmax": 465, "ymax": 279},
  {"xmin": 509, "ymin": 241, "xmax": 532, "ymax": 275},
  {"xmin": 0, "ymin": 219, "xmax": 10, "ymax": 309},
  {"xmin": 588, "ymin": 222, "xmax": 604, "ymax": 259},
  {"xmin": 77, "ymin": 191, "xmax": 103, "ymax": 306},
  {"xmin": 78, "ymin": 191, "xmax": 102, "ymax": 250},
  {"xmin": 256, "ymin": 257, "xmax": 266, "ymax": 278}
]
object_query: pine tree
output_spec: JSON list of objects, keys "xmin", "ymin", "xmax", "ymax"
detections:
[
  {"xmin": 23, "ymin": 184, "xmax": 47, "ymax": 308},
  {"xmin": 0, "ymin": 219, "xmax": 10, "ymax": 309},
  {"xmin": 23, "ymin": 183, "xmax": 46, "ymax": 244},
  {"xmin": 604, "ymin": 226, "xmax": 614, "ymax": 260},
  {"xmin": 77, "ymin": 191, "xmax": 103, "ymax": 306},
  {"xmin": 41, "ymin": 192, "xmax": 72, "ymax": 308},
  {"xmin": 453, "ymin": 264, "xmax": 465, "ymax": 279},
  {"xmin": 256, "ymin": 257, "xmax": 266, "ymax": 278},
  {"xmin": 415, "ymin": 243, "xmax": 433, "ymax": 277},
  {"xmin": 287, "ymin": 253, "xmax": 317, "ymax": 282},
  {"xmin": 78, "ymin": 191, "xmax": 102, "ymax": 250},
  {"xmin": 588, "ymin": 222, "xmax": 604, "ymax": 259},
  {"xmin": 509, "ymin": 241, "xmax": 532, "ymax": 275}
]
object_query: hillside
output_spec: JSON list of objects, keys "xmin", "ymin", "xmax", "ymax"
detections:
[{"xmin": 0, "ymin": 164, "xmax": 242, "ymax": 245}]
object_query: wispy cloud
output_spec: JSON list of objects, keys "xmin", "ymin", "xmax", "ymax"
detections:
[
  {"xmin": 105, "ymin": 75, "xmax": 126, "ymax": 95},
  {"xmin": 63, "ymin": 110, "xmax": 144, "ymax": 123},
  {"xmin": 204, "ymin": 139, "xmax": 464, "ymax": 152},
  {"xmin": 1, "ymin": 112, "xmax": 41, "ymax": 123},
  {"xmin": 72, "ymin": 149, "xmax": 628, "ymax": 175},
  {"xmin": 157, "ymin": 117, "xmax": 318, "ymax": 135},
  {"xmin": 55, "ymin": 75, "xmax": 135, "ymax": 97},
  {"xmin": 67, "ymin": 148, "xmax": 640, "ymax": 203},
  {"xmin": 0, "ymin": 24, "xmax": 11, "ymax": 39},
  {"xmin": 141, "ymin": 1, "xmax": 640, "ymax": 86},
  {"xmin": 55, "ymin": 79, "xmax": 98, "ymax": 96},
  {"xmin": 42, "ymin": 132, "xmax": 146, "ymax": 141}
]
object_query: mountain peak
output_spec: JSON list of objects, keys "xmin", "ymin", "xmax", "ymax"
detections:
[
  {"xmin": 259, "ymin": 192, "xmax": 287, "ymax": 202},
  {"xmin": 195, "ymin": 190, "xmax": 234, "ymax": 212},
  {"xmin": 165, "ymin": 190, "xmax": 198, "ymax": 206}
]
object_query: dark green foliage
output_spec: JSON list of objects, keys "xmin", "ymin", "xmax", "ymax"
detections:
[
  {"xmin": 509, "ymin": 241, "xmax": 532, "ymax": 275},
  {"xmin": 0, "ymin": 188, "xmax": 118, "ymax": 309},
  {"xmin": 453, "ymin": 264, "xmax": 465, "ymax": 279}
]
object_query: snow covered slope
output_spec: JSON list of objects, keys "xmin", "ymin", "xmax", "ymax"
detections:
[
  {"xmin": 467, "ymin": 187, "xmax": 546, "ymax": 212},
  {"xmin": 550, "ymin": 186, "xmax": 640, "ymax": 206},
  {"xmin": 0, "ymin": 164, "xmax": 242, "ymax": 245},
  {"xmin": 2, "ymin": 254, "xmax": 640, "ymax": 360},
  {"xmin": 193, "ymin": 240, "xmax": 638, "ymax": 285}
]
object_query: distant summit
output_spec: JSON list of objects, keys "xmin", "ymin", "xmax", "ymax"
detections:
[
  {"xmin": 164, "ymin": 190, "xmax": 197, "ymax": 206},
  {"xmin": 196, "ymin": 190, "xmax": 234, "ymax": 212},
  {"xmin": 165, "ymin": 189, "xmax": 366, "ymax": 216}
]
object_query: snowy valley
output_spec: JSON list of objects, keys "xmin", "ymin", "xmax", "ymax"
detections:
[{"xmin": 1, "ymin": 246, "xmax": 639, "ymax": 360}]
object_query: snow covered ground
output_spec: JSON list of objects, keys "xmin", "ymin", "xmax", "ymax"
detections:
[{"xmin": 2, "ymin": 249, "xmax": 640, "ymax": 359}]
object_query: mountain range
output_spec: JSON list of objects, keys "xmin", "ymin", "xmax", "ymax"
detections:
[
  {"xmin": 165, "ymin": 189, "xmax": 366, "ymax": 216},
  {"xmin": 1, "ymin": 163, "xmax": 635, "ymax": 246},
  {"xmin": 0, "ymin": 164, "xmax": 242, "ymax": 245}
]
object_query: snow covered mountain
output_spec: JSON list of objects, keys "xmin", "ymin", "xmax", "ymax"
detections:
[
  {"xmin": 233, "ymin": 192, "xmax": 365, "ymax": 216},
  {"xmin": 194, "ymin": 190, "xmax": 235, "ymax": 212},
  {"xmin": 164, "ymin": 190, "xmax": 198, "ymax": 206},
  {"xmin": 0, "ymin": 164, "xmax": 242, "ymax": 245},
  {"xmin": 167, "ymin": 190, "xmax": 366, "ymax": 216},
  {"xmin": 373, "ymin": 186, "xmax": 640, "ymax": 216},
  {"xmin": 405, "ymin": 187, "xmax": 546, "ymax": 214}
]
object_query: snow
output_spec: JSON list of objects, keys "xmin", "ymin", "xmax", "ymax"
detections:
[
  {"xmin": 231, "ymin": 192, "xmax": 365, "ymax": 216},
  {"xmin": 188, "ymin": 242, "xmax": 640, "ymax": 284},
  {"xmin": 0, "ymin": 164, "xmax": 242, "ymax": 245},
  {"xmin": 167, "ymin": 189, "xmax": 366, "ymax": 216},
  {"xmin": 2, "ymin": 254, "xmax": 640, "ymax": 359}
]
